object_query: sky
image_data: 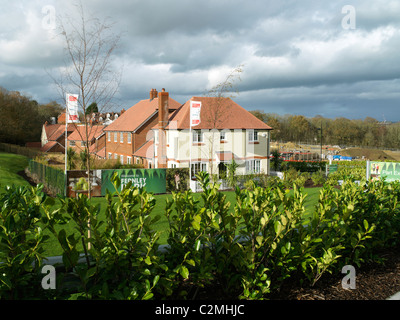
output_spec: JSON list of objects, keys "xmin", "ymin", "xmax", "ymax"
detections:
[{"xmin": 0, "ymin": 0, "xmax": 399, "ymax": 121}]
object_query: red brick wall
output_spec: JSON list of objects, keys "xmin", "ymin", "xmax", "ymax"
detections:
[{"xmin": 105, "ymin": 131, "xmax": 133, "ymax": 163}]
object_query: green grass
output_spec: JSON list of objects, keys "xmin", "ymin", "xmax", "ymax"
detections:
[
  {"xmin": 0, "ymin": 152, "xmax": 322, "ymax": 257},
  {"xmin": 0, "ymin": 152, "xmax": 30, "ymax": 191},
  {"xmin": 41, "ymin": 187, "xmax": 322, "ymax": 257}
]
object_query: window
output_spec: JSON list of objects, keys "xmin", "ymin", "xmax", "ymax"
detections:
[
  {"xmin": 120, "ymin": 132, "xmax": 124, "ymax": 143},
  {"xmin": 70, "ymin": 141, "xmax": 76, "ymax": 146},
  {"xmin": 81, "ymin": 141, "xmax": 86, "ymax": 147},
  {"xmin": 108, "ymin": 152, "xmax": 112, "ymax": 159},
  {"xmin": 127, "ymin": 156, "xmax": 131, "ymax": 165},
  {"xmin": 114, "ymin": 154, "xmax": 118, "ymax": 159},
  {"xmin": 246, "ymin": 159, "xmax": 261, "ymax": 173},
  {"xmin": 107, "ymin": 132, "xmax": 111, "ymax": 142},
  {"xmin": 128, "ymin": 133, "xmax": 131, "ymax": 144},
  {"xmin": 114, "ymin": 132, "xmax": 117, "ymax": 142},
  {"xmin": 120, "ymin": 155, "xmax": 124, "ymax": 164},
  {"xmin": 220, "ymin": 131, "xmax": 226, "ymax": 141},
  {"xmin": 193, "ymin": 130, "xmax": 203, "ymax": 143},
  {"xmin": 249, "ymin": 130, "xmax": 258, "ymax": 142},
  {"xmin": 136, "ymin": 158, "xmax": 141, "ymax": 164},
  {"xmin": 191, "ymin": 162, "xmax": 207, "ymax": 178}
]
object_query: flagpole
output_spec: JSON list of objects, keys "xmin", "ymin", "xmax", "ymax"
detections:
[
  {"xmin": 64, "ymin": 94, "xmax": 68, "ymax": 197},
  {"xmin": 189, "ymin": 105, "xmax": 192, "ymax": 186}
]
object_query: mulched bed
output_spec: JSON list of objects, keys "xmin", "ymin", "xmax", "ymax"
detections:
[{"xmin": 270, "ymin": 247, "xmax": 400, "ymax": 300}]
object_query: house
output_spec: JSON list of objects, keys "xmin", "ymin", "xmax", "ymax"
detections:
[
  {"xmin": 103, "ymin": 89, "xmax": 181, "ymax": 166},
  {"xmin": 146, "ymin": 96, "xmax": 273, "ymax": 180},
  {"xmin": 67, "ymin": 125, "xmax": 106, "ymax": 158},
  {"xmin": 86, "ymin": 111, "xmax": 123, "ymax": 126},
  {"xmin": 40, "ymin": 122, "xmax": 75, "ymax": 153}
]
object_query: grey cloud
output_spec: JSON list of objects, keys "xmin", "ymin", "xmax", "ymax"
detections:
[{"xmin": 0, "ymin": 0, "xmax": 399, "ymax": 122}]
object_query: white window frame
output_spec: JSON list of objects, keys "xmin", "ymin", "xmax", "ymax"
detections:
[
  {"xmin": 114, "ymin": 153, "xmax": 118, "ymax": 159},
  {"xmin": 107, "ymin": 132, "xmax": 111, "ymax": 142},
  {"xmin": 120, "ymin": 155, "xmax": 124, "ymax": 164},
  {"xmin": 108, "ymin": 152, "xmax": 112, "ymax": 159},
  {"xmin": 127, "ymin": 156, "xmax": 131, "ymax": 164},
  {"xmin": 120, "ymin": 132, "xmax": 124, "ymax": 143},
  {"xmin": 246, "ymin": 159, "xmax": 261, "ymax": 173},
  {"xmin": 249, "ymin": 130, "xmax": 258, "ymax": 142},
  {"xmin": 220, "ymin": 131, "xmax": 226, "ymax": 141},
  {"xmin": 193, "ymin": 130, "xmax": 203, "ymax": 143},
  {"xmin": 191, "ymin": 162, "xmax": 207, "ymax": 178},
  {"xmin": 128, "ymin": 133, "xmax": 131, "ymax": 144},
  {"xmin": 114, "ymin": 132, "xmax": 117, "ymax": 142}
]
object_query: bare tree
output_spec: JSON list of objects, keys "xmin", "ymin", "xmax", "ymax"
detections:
[
  {"xmin": 202, "ymin": 65, "xmax": 243, "ymax": 180},
  {"xmin": 48, "ymin": 1, "xmax": 122, "ymax": 198}
]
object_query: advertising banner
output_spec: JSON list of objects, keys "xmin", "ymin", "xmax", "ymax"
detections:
[
  {"xmin": 66, "ymin": 94, "xmax": 79, "ymax": 123},
  {"xmin": 190, "ymin": 101, "xmax": 201, "ymax": 127},
  {"xmin": 101, "ymin": 168, "xmax": 166, "ymax": 195},
  {"xmin": 370, "ymin": 161, "xmax": 400, "ymax": 182}
]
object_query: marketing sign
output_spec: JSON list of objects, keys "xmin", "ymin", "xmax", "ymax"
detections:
[
  {"xmin": 190, "ymin": 101, "xmax": 201, "ymax": 127},
  {"xmin": 101, "ymin": 168, "xmax": 166, "ymax": 195},
  {"xmin": 326, "ymin": 164, "xmax": 338, "ymax": 175},
  {"xmin": 369, "ymin": 161, "xmax": 400, "ymax": 182},
  {"xmin": 66, "ymin": 94, "xmax": 79, "ymax": 123}
]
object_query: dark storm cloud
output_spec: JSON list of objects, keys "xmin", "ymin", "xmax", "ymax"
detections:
[{"xmin": 0, "ymin": 0, "xmax": 399, "ymax": 121}]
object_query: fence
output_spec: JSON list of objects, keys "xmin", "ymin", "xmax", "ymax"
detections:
[
  {"xmin": 28, "ymin": 160, "xmax": 65, "ymax": 196},
  {"xmin": 0, "ymin": 142, "xmax": 42, "ymax": 159}
]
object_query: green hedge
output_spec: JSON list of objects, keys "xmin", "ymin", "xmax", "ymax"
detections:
[
  {"xmin": 280, "ymin": 160, "xmax": 326, "ymax": 172},
  {"xmin": 1, "ymin": 174, "xmax": 400, "ymax": 300}
]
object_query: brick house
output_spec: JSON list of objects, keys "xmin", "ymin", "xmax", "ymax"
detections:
[
  {"xmin": 67, "ymin": 125, "xmax": 106, "ymax": 158},
  {"xmin": 40, "ymin": 122, "xmax": 75, "ymax": 153},
  {"xmin": 103, "ymin": 89, "xmax": 181, "ymax": 166}
]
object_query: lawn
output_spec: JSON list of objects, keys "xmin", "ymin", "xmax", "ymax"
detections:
[
  {"xmin": 0, "ymin": 152, "xmax": 31, "ymax": 191},
  {"xmin": 0, "ymin": 152, "xmax": 322, "ymax": 257},
  {"xmin": 41, "ymin": 187, "xmax": 322, "ymax": 256}
]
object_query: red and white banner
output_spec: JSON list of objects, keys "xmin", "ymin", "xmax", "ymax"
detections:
[
  {"xmin": 190, "ymin": 101, "xmax": 201, "ymax": 127},
  {"xmin": 66, "ymin": 94, "xmax": 79, "ymax": 123}
]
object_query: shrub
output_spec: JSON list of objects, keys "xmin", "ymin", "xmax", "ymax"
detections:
[
  {"xmin": 311, "ymin": 171, "xmax": 325, "ymax": 185},
  {"xmin": 3, "ymin": 171, "xmax": 400, "ymax": 300},
  {"xmin": 0, "ymin": 185, "xmax": 49, "ymax": 299}
]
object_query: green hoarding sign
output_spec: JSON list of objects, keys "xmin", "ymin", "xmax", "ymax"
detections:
[
  {"xmin": 370, "ymin": 161, "xmax": 400, "ymax": 182},
  {"xmin": 101, "ymin": 169, "xmax": 166, "ymax": 195},
  {"xmin": 326, "ymin": 164, "xmax": 338, "ymax": 175}
]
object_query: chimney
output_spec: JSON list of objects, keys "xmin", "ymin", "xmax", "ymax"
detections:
[
  {"xmin": 121, "ymin": 108, "xmax": 125, "ymax": 114},
  {"xmin": 158, "ymin": 88, "xmax": 169, "ymax": 168},
  {"xmin": 150, "ymin": 88, "xmax": 158, "ymax": 100}
]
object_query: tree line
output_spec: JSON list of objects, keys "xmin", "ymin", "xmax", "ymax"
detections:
[
  {"xmin": 0, "ymin": 87, "xmax": 64, "ymax": 145},
  {"xmin": 250, "ymin": 110, "xmax": 400, "ymax": 149}
]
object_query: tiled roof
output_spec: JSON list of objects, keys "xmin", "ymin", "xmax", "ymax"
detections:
[
  {"xmin": 104, "ymin": 97, "xmax": 181, "ymax": 132},
  {"xmin": 67, "ymin": 125, "xmax": 105, "ymax": 141},
  {"xmin": 216, "ymin": 151, "xmax": 237, "ymax": 162},
  {"xmin": 133, "ymin": 140, "xmax": 154, "ymax": 159},
  {"xmin": 40, "ymin": 141, "xmax": 60, "ymax": 152},
  {"xmin": 163, "ymin": 97, "xmax": 273, "ymax": 130},
  {"xmin": 44, "ymin": 123, "xmax": 74, "ymax": 141}
]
